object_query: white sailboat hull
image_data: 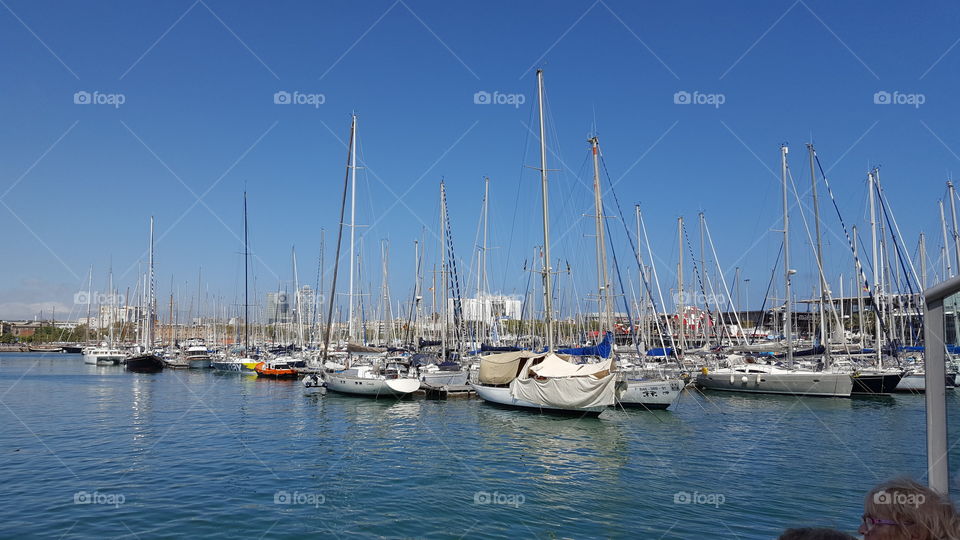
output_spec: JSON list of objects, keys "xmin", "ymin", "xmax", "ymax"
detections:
[
  {"xmin": 696, "ymin": 370, "xmax": 852, "ymax": 397},
  {"xmin": 324, "ymin": 374, "xmax": 420, "ymax": 397},
  {"xmin": 470, "ymin": 383, "xmax": 606, "ymax": 416},
  {"xmin": 615, "ymin": 378, "xmax": 683, "ymax": 410}
]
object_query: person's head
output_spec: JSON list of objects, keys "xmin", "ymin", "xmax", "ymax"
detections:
[
  {"xmin": 777, "ymin": 527, "xmax": 857, "ymax": 539},
  {"xmin": 860, "ymin": 478, "xmax": 960, "ymax": 539}
]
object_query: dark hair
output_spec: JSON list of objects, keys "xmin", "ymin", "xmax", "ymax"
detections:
[{"xmin": 777, "ymin": 527, "xmax": 857, "ymax": 540}]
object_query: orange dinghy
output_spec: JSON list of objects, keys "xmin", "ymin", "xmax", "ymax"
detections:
[{"xmin": 255, "ymin": 361, "xmax": 299, "ymax": 379}]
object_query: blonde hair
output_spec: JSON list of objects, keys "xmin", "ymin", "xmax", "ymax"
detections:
[{"xmin": 864, "ymin": 478, "xmax": 960, "ymax": 540}]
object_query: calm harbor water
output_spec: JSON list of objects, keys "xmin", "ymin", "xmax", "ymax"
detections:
[{"xmin": 0, "ymin": 353, "xmax": 956, "ymax": 539}]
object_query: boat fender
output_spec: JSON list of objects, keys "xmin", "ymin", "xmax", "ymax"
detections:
[
  {"xmin": 729, "ymin": 374, "xmax": 735, "ymax": 384},
  {"xmin": 756, "ymin": 374, "xmax": 762, "ymax": 385},
  {"xmin": 701, "ymin": 367, "xmax": 708, "ymax": 375},
  {"xmin": 740, "ymin": 375, "xmax": 749, "ymax": 383}
]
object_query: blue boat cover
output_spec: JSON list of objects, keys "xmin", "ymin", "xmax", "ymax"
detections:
[{"xmin": 556, "ymin": 332, "xmax": 612, "ymax": 358}]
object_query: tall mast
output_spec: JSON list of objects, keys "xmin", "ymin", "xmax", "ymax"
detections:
[
  {"xmin": 854, "ymin": 226, "xmax": 865, "ymax": 346},
  {"xmin": 108, "ymin": 265, "xmax": 115, "ymax": 346},
  {"xmin": 949, "ymin": 181, "xmax": 960, "ymax": 273},
  {"xmin": 243, "ymin": 191, "xmax": 250, "ymax": 351},
  {"xmin": 677, "ymin": 217, "xmax": 685, "ymax": 352},
  {"xmin": 321, "ymin": 115, "xmax": 354, "ymax": 360},
  {"xmin": 589, "ymin": 136, "xmax": 613, "ymax": 334},
  {"xmin": 781, "ymin": 145, "xmax": 793, "ymax": 366},
  {"xmin": 84, "ymin": 266, "xmax": 92, "ymax": 344},
  {"xmin": 481, "ymin": 177, "xmax": 489, "ymax": 336},
  {"xmin": 536, "ymin": 69, "xmax": 554, "ymax": 352},
  {"xmin": 869, "ymin": 171, "xmax": 881, "ymax": 364},
  {"xmin": 808, "ymin": 143, "xmax": 830, "ymax": 366},
  {"xmin": 940, "ymin": 200, "xmax": 951, "ymax": 278},
  {"xmin": 348, "ymin": 114, "xmax": 358, "ymax": 342},
  {"xmin": 440, "ymin": 182, "xmax": 448, "ymax": 361},
  {"xmin": 920, "ymin": 232, "xmax": 928, "ymax": 289},
  {"xmin": 146, "ymin": 216, "xmax": 155, "ymax": 350},
  {"xmin": 292, "ymin": 247, "xmax": 305, "ymax": 348}
]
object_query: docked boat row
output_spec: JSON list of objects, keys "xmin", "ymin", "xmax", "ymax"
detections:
[{"xmin": 36, "ymin": 69, "xmax": 958, "ymax": 419}]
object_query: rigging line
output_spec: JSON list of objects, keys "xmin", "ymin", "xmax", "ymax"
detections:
[
  {"xmin": 501, "ymin": 94, "xmax": 537, "ymax": 296},
  {"xmin": 597, "ymin": 152, "xmax": 663, "ymax": 315},
  {"xmin": 701, "ymin": 215, "xmax": 748, "ymax": 346},
  {"xmin": 749, "ymin": 242, "xmax": 782, "ymax": 345},
  {"xmin": 598, "ymin": 153, "xmax": 675, "ymax": 360},
  {"xmin": 606, "ymin": 212, "xmax": 640, "ymax": 358},
  {"xmin": 813, "ymin": 155, "xmax": 897, "ymax": 357},
  {"xmin": 786, "ymin": 165, "xmax": 846, "ymax": 345},
  {"xmin": 682, "ymin": 221, "xmax": 720, "ymax": 345},
  {"xmin": 514, "ymin": 259, "xmax": 534, "ymax": 348},
  {"xmin": 874, "ymin": 178, "xmax": 924, "ymax": 343}
]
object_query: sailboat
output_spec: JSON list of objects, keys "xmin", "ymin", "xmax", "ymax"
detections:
[
  {"xmin": 318, "ymin": 114, "xmax": 420, "ymax": 398},
  {"xmin": 84, "ymin": 268, "xmax": 126, "ymax": 365},
  {"xmin": 471, "ymin": 70, "xmax": 617, "ymax": 416},
  {"xmin": 213, "ymin": 192, "xmax": 259, "ymax": 373},
  {"xmin": 124, "ymin": 217, "xmax": 164, "ymax": 373},
  {"xmin": 579, "ymin": 136, "xmax": 682, "ymax": 410},
  {"xmin": 696, "ymin": 146, "xmax": 852, "ymax": 397}
]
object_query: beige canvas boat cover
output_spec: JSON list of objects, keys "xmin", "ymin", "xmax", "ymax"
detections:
[
  {"xmin": 510, "ymin": 372, "xmax": 616, "ymax": 409},
  {"xmin": 526, "ymin": 353, "xmax": 612, "ymax": 378},
  {"xmin": 477, "ymin": 350, "xmax": 539, "ymax": 385}
]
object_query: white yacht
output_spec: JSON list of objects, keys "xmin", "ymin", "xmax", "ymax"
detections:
[
  {"xmin": 184, "ymin": 340, "xmax": 212, "ymax": 369},
  {"xmin": 83, "ymin": 343, "xmax": 125, "ymax": 365}
]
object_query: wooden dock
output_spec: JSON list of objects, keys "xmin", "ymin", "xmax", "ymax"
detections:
[{"xmin": 417, "ymin": 383, "xmax": 475, "ymax": 400}]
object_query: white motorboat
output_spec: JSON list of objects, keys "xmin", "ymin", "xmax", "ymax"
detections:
[
  {"xmin": 83, "ymin": 344, "xmax": 125, "ymax": 365},
  {"xmin": 184, "ymin": 342, "xmax": 212, "ymax": 369}
]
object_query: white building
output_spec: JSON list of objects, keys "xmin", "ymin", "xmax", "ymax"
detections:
[{"xmin": 449, "ymin": 294, "xmax": 522, "ymax": 324}]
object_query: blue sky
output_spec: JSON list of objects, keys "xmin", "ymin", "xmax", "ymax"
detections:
[{"xmin": 2, "ymin": 0, "xmax": 960, "ymax": 322}]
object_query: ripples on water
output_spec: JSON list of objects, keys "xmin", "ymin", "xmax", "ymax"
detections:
[{"xmin": 0, "ymin": 353, "xmax": 954, "ymax": 538}]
